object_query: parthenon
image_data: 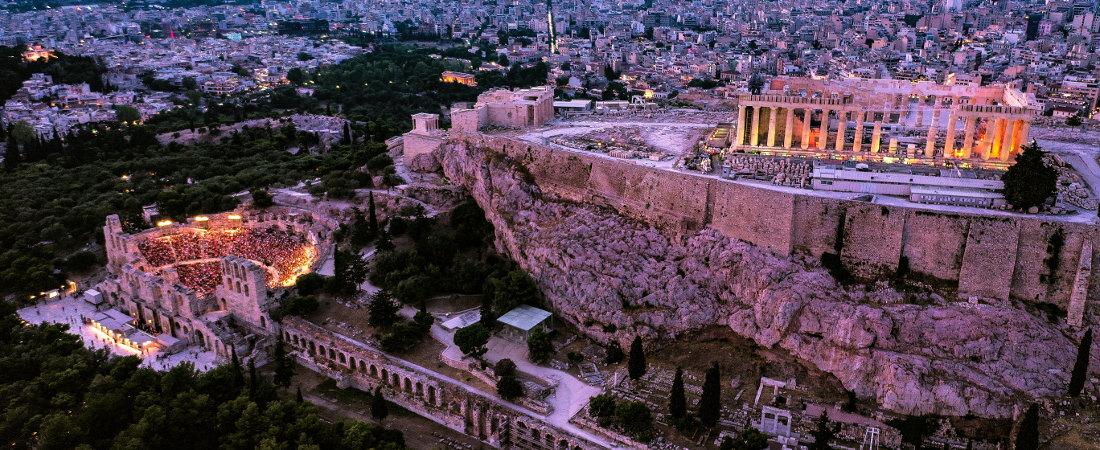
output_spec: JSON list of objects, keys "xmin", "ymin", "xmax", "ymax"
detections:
[{"xmin": 732, "ymin": 78, "xmax": 1036, "ymax": 169}]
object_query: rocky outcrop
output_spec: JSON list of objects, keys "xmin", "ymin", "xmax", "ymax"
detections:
[{"xmin": 437, "ymin": 136, "xmax": 1085, "ymax": 419}]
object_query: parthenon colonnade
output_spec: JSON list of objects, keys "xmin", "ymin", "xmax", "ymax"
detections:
[{"xmin": 729, "ymin": 78, "xmax": 1036, "ymax": 169}]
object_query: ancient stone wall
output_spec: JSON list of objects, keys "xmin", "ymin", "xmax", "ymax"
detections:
[
  {"xmin": 447, "ymin": 134, "xmax": 1099, "ymax": 320},
  {"xmin": 281, "ymin": 318, "xmax": 610, "ymax": 450}
]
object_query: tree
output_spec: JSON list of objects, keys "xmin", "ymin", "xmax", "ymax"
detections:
[
  {"xmin": 698, "ymin": 361, "xmax": 722, "ymax": 427},
  {"xmin": 286, "ymin": 67, "xmax": 306, "ymax": 85},
  {"xmin": 272, "ymin": 335, "xmax": 295, "ymax": 387},
  {"xmin": 368, "ymin": 291, "xmax": 400, "ymax": 327},
  {"xmin": 495, "ymin": 359, "xmax": 524, "ymax": 400},
  {"xmin": 230, "ymin": 347, "xmax": 245, "ymax": 393},
  {"xmin": 1069, "ymin": 328, "xmax": 1093, "ymax": 397},
  {"xmin": 810, "ymin": 410, "xmax": 839, "ymax": 450},
  {"xmin": 113, "ymin": 105, "xmax": 142, "ymax": 123},
  {"xmin": 589, "ymin": 394, "xmax": 616, "ymax": 419},
  {"xmin": 605, "ymin": 342, "xmax": 624, "ymax": 364},
  {"xmin": 367, "ymin": 191, "xmax": 379, "ymax": 236},
  {"xmin": 490, "ymin": 269, "xmax": 540, "ymax": 314},
  {"xmin": 251, "ymin": 188, "xmax": 274, "ymax": 208},
  {"xmin": 371, "ymin": 386, "xmax": 389, "ymax": 423},
  {"xmin": 527, "ymin": 327, "xmax": 554, "ymax": 364},
  {"xmin": 627, "ymin": 336, "xmax": 646, "ymax": 380},
  {"xmin": 480, "ymin": 288, "xmax": 497, "ymax": 327},
  {"xmin": 747, "ymin": 73, "xmax": 765, "ymax": 94},
  {"xmin": 725, "ymin": 428, "xmax": 769, "ymax": 450},
  {"xmin": 669, "ymin": 366, "xmax": 687, "ymax": 419},
  {"xmin": 375, "ymin": 230, "xmax": 395, "ymax": 252},
  {"xmin": 454, "ymin": 323, "xmax": 490, "ymax": 358},
  {"xmin": 1002, "ymin": 141, "xmax": 1057, "ymax": 211},
  {"xmin": 1014, "ymin": 403, "xmax": 1039, "ymax": 450},
  {"xmin": 616, "ymin": 401, "xmax": 655, "ymax": 442}
]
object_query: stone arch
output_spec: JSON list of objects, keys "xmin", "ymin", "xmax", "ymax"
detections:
[
  {"xmin": 544, "ymin": 433, "xmax": 554, "ymax": 446},
  {"xmin": 381, "ymin": 368, "xmax": 389, "ymax": 382},
  {"xmin": 370, "ymin": 365, "xmax": 378, "ymax": 378},
  {"xmin": 558, "ymin": 439, "xmax": 568, "ymax": 449},
  {"xmin": 428, "ymin": 386, "xmax": 436, "ymax": 405},
  {"xmin": 415, "ymin": 381, "xmax": 423, "ymax": 397},
  {"xmin": 531, "ymin": 429, "xmax": 539, "ymax": 439},
  {"xmin": 338, "ymin": 353, "xmax": 346, "ymax": 364},
  {"xmin": 403, "ymin": 377, "xmax": 412, "ymax": 393}
]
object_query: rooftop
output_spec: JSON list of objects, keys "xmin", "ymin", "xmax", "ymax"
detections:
[{"xmin": 496, "ymin": 304, "xmax": 552, "ymax": 331}]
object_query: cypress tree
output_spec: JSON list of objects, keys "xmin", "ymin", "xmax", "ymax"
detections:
[
  {"xmin": 1069, "ymin": 328, "xmax": 1093, "ymax": 397},
  {"xmin": 230, "ymin": 347, "xmax": 244, "ymax": 392},
  {"xmin": 272, "ymin": 335, "xmax": 294, "ymax": 387},
  {"xmin": 627, "ymin": 336, "xmax": 646, "ymax": 380},
  {"xmin": 371, "ymin": 386, "xmax": 389, "ymax": 422},
  {"xmin": 295, "ymin": 386, "xmax": 304, "ymax": 403},
  {"xmin": 368, "ymin": 191, "xmax": 379, "ymax": 236},
  {"xmin": 1014, "ymin": 403, "xmax": 1039, "ymax": 450},
  {"xmin": 698, "ymin": 361, "xmax": 721, "ymax": 427},
  {"xmin": 247, "ymin": 358, "xmax": 258, "ymax": 400},
  {"xmin": 669, "ymin": 366, "xmax": 686, "ymax": 419}
]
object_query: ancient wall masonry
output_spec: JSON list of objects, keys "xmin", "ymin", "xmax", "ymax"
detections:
[
  {"xmin": 281, "ymin": 317, "xmax": 610, "ymax": 450},
  {"xmin": 443, "ymin": 134, "xmax": 1099, "ymax": 324}
]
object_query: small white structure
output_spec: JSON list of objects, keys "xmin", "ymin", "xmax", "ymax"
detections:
[{"xmin": 495, "ymin": 305, "xmax": 552, "ymax": 342}]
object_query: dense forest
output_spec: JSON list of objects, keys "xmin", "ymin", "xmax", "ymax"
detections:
[
  {"xmin": 0, "ymin": 45, "xmax": 109, "ymax": 102},
  {"xmin": 0, "ymin": 301, "xmax": 405, "ymax": 449}
]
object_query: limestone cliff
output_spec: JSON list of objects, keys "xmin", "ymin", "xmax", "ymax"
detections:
[{"xmin": 437, "ymin": 136, "xmax": 1081, "ymax": 418}]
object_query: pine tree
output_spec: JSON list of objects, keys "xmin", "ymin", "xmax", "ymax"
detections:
[
  {"xmin": 669, "ymin": 366, "xmax": 686, "ymax": 419},
  {"xmin": 371, "ymin": 386, "xmax": 389, "ymax": 422},
  {"xmin": 368, "ymin": 290, "xmax": 399, "ymax": 327},
  {"xmin": 810, "ymin": 410, "xmax": 839, "ymax": 450},
  {"xmin": 627, "ymin": 336, "xmax": 646, "ymax": 380},
  {"xmin": 368, "ymin": 192, "xmax": 379, "ymax": 236},
  {"xmin": 1015, "ymin": 403, "xmax": 1039, "ymax": 450},
  {"xmin": 1069, "ymin": 328, "xmax": 1093, "ymax": 397},
  {"xmin": 272, "ymin": 336, "xmax": 294, "ymax": 387},
  {"xmin": 1002, "ymin": 141, "xmax": 1057, "ymax": 211},
  {"xmin": 698, "ymin": 361, "xmax": 722, "ymax": 427}
]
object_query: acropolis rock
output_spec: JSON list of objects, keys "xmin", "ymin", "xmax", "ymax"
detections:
[{"xmin": 436, "ymin": 135, "xmax": 1089, "ymax": 418}]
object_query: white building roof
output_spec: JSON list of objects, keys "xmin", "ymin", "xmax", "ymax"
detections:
[{"xmin": 496, "ymin": 305, "xmax": 552, "ymax": 331}]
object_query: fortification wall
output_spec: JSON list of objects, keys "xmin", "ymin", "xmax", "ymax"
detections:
[{"xmin": 448, "ymin": 134, "xmax": 1100, "ymax": 320}]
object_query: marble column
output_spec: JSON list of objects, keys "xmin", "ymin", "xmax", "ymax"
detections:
[
  {"xmin": 1004, "ymin": 119, "xmax": 1020, "ymax": 160},
  {"xmin": 783, "ymin": 107, "xmax": 794, "ymax": 149},
  {"xmin": 750, "ymin": 106, "xmax": 761, "ymax": 147},
  {"xmin": 766, "ymin": 106, "xmax": 778, "ymax": 147},
  {"xmin": 851, "ymin": 111, "xmax": 864, "ymax": 153},
  {"xmin": 834, "ymin": 110, "xmax": 847, "ymax": 153},
  {"xmin": 992, "ymin": 117, "xmax": 1007, "ymax": 160},
  {"xmin": 870, "ymin": 121, "xmax": 883, "ymax": 154},
  {"xmin": 943, "ymin": 112, "xmax": 957, "ymax": 158},
  {"xmin": 961, "ymin": 116, "xmax": 976, "ymax": 159},
  {"xmin": 801, "ymin": 108, "xmax": 812, "ymax": 149},
  {"xmin": 924, "ymin": 110, "xmax": 938, "ymax": 158},
  {"xmin": 818, "ymin": 108, "xmax": 830, "ymax": 150},
  {"xmin": 734, "ymin": 105, "xmax": 746, "ymax": 147}
]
